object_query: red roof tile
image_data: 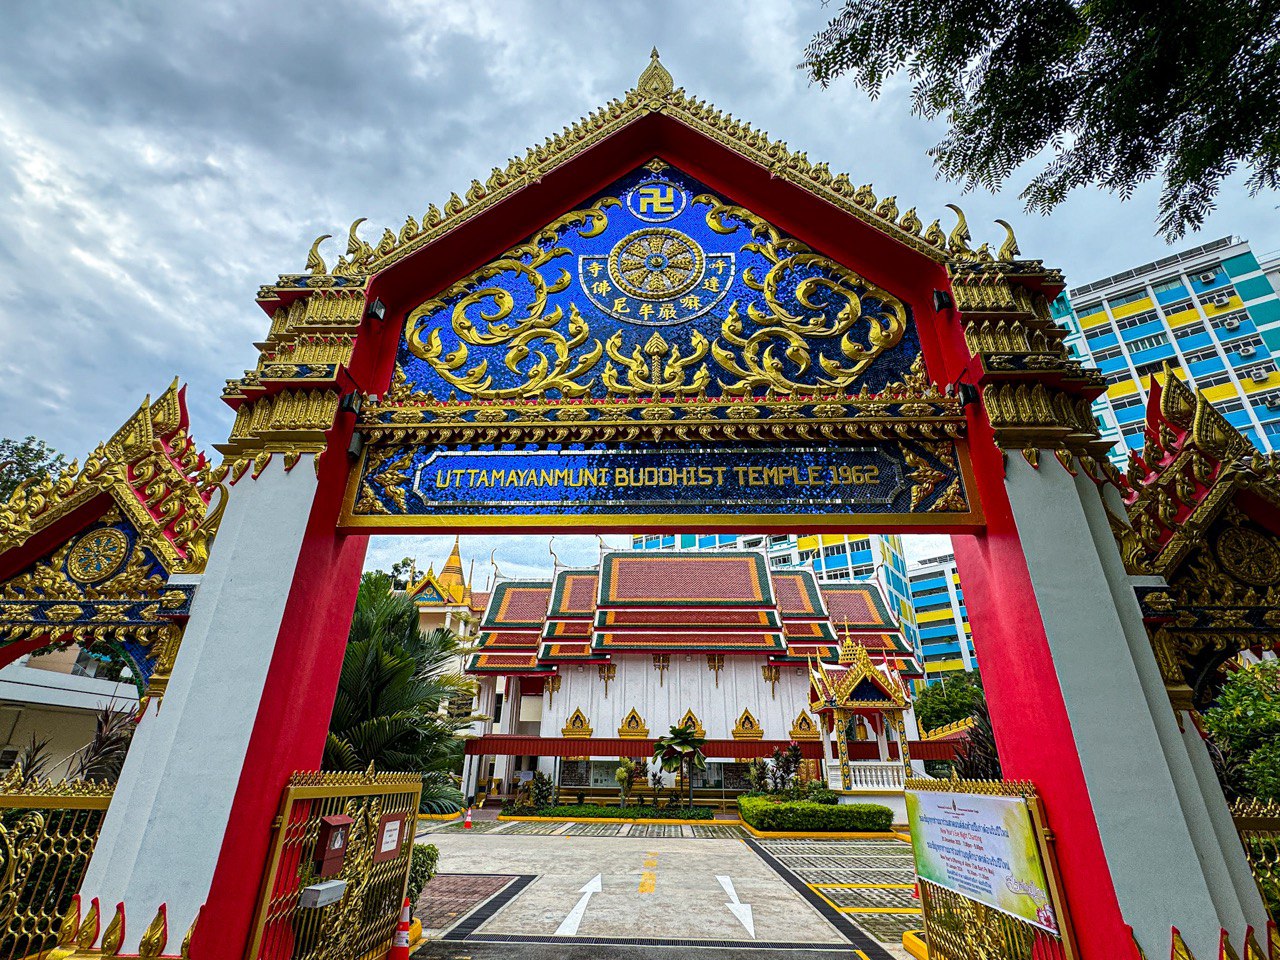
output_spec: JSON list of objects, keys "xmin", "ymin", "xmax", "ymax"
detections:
[
  {"xmin": 482, "ymin": 582, "xmax": 552, "ymax": 627},
  {"xmin": 820, "ymin": 584, "xmax": 895, "ymax": 630},
  {"xmin": 600, "ymin": 552, "xmax": 771, "ymax": 606}
]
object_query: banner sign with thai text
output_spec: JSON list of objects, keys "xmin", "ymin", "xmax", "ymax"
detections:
[
  {"xmin": 905, "ymin": 788, "xmax": 1059, "ymax": 934},
  {"xmin": 342, "ymin": 440, "xmax": 980, "ymax": 530}
]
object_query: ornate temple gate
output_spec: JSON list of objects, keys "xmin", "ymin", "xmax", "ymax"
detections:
[{"xmin": 26, "ymin": 52, "xmax": 1265, "ymax": 959}]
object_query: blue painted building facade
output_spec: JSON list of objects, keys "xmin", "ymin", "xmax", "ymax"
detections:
[{"xmin": 1053, "ymin": 236, "xmax": 1280, "ymax": 462}]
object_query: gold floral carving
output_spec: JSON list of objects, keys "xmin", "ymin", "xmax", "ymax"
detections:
[
  {"xmin": 677, "ymin": 709, "xmax": 705, "ymax": 738},
  {"xmin": 618, "ymin": 708, "xmax": 650, "ymax": 739},
  {"xmin": 732, "ymin": 708, "xmax": 764, "ymax": 740},
  {"xmin": 760, "ymin": 663, "xmax": 781, "ymax": 698},
  {"xmin": 562, "ymin": 708, "xmax": 592, "ymax": 738},
  {"xmin": 790, "ymin": 710, "xmax": 821, "ymax": 740},
  {"xmin": 100, "ymin": 902, "xmax": 124, "ymax": 955}
]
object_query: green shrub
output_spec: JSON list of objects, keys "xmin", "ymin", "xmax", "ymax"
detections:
[
  {"xmin": 406, "ymin": 843, "xmax": 439, "ymax": 911},
  {"xmin": 737, "ymin": 795, "xmax": 893, "ymax": 832},
  {"xmin": 505, "ymin": 803, "xmax": 713, "ymax": 820}
]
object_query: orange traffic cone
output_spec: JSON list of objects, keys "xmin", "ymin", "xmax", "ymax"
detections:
[
  {"xmin": 463, "ymin": 808, "xmax": 473, "ymax": 829},
  {"xmin": 912, "ymin": 882, "xmax": 919, "ymax": 900},
  {"xmin": 390, "ymin": 897, "xmax": 411, "ymax": 960}
]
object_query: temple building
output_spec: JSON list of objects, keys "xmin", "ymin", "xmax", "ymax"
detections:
[
  {"xmin": 461, "ymin": 550, "xmax": 924, "ymax": 815},
  {"xmin": 404, "ymin": 536, "xmax": 487, "ymax": 639}
]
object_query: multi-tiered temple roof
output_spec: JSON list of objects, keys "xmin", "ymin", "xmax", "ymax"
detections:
[{"xmin": 466, "ymin": 550, "xmax": 919, "ymax": 677}]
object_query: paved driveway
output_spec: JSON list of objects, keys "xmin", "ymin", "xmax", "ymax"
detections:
[{"xmin": 412, "ymin": 825, "xmax": 917, "ymax": 959}]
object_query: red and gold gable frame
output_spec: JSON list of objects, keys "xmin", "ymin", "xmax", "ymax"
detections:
[{"xmin": 337, "ymin": 161, "xmax": 981, "ymax": 534}]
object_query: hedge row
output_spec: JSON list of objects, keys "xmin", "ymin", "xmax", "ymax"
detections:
[
  {"xmin": 507, "ymin": 804, "xmax": 714, "ymax": 821},
  {"xmin": 737, "ymin": 795, "xmax": 894, "ymax": 832}
]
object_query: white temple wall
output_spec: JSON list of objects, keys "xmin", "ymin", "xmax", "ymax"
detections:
[{"xmin": 540, "ymin": 655, "xmax": 814, "ymax": 739}]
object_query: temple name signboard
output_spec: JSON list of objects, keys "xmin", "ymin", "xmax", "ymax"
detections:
[{"xmin": 342, "ymin": 440, "xmax": 979, "ymax": 530}]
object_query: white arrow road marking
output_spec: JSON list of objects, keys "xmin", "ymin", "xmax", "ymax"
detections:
[
  {"xmin": 554, "ymin": 873, "xmax": 602, "ymax": 937},
  {"xmin": 716, "ymin": 875, "xmax": 756, "ymax": 939}
]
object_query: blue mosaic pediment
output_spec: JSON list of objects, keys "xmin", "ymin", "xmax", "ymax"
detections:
[{"xmin": 394, "ymin": 162, "xmax": 921, "ymax": 403}]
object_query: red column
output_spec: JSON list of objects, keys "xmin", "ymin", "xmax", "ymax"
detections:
[{"xmin": 190, "ymin": 449, "xmax": 367, "ymax": 958}]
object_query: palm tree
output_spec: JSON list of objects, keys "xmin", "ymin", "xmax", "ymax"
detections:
[
  {"xmin": 325, "ymin": 571, "xmax": 477, "ymax": 813},
  {"xmin": 652, "ymin": 723, "xmax": 707, "ymax": 809}
]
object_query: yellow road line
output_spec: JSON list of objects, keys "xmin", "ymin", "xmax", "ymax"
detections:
[{"xmin": 639, "ymin": 850, "xmax": 658, "ymax": 893}]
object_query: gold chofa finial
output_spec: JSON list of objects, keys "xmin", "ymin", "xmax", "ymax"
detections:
[{"xmin": 637, "ymin": 47, "xmax": 673, "ymax": 99}]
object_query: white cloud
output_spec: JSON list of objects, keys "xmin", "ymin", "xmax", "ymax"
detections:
[{"xmin": 3, "ymin": 0, "xmax": 1275, "ymax": 574}]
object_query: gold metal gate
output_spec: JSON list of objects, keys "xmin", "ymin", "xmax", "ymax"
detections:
[
  {"xmin": 247, "ymin": 769, "xmax": 422, "ymax": 960},
  {"xmin": 0, "ymin": 766, "xmax": 113, "ymax": 960}
]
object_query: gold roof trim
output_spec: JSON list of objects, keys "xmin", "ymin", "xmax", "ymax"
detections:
[
  {"xmin": 269, "ymin": 51, "xmax": 1051, "ymax": 300},
  {"xmin": 0, "ymin": 381, "xmax": 225, "ymax": 575}
]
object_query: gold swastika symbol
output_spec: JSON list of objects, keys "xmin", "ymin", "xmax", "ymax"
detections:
[{"xmin": 637, "ymin": 186, "xmax": 676, "ymax": 214}]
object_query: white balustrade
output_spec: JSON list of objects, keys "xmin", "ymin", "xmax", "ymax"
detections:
[{"xmin": 827, "ymin": 760, "xmax": 907, "ymax": 790}]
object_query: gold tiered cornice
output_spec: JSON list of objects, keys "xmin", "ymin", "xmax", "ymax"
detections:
[{"xmin": 259, "ymin": 50, "xmax": 1053, "ymax": 305}]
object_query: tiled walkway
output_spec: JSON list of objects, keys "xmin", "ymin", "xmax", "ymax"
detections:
[
  {"xmin": 753, "ymin": 838, "xmax": 921, "ymax": 944},
  {"xmin": 422, "ymin": 818, "xmax": 748, "ymax": 839}
]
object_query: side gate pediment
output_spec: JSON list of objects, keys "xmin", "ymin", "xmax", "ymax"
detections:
[{"xmin": 0, "ymin": 383, "xmax": 224, "ymax": 701}]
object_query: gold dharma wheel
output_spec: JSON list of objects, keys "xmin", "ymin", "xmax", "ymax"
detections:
[
  {"xmin": 1215, "ymin": 526, "xmax": 1280, "ymax": 587},
  {"xmin": 608, "ymin": 227, "xmax": 705, "ymax": 301},
  {"xmin": 67, "ymin": 528, "xmax": 130, "ymax": 583}
]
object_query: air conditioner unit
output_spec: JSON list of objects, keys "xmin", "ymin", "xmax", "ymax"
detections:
[
  {"xmin": 1224, "ymin": 318, "xmax": 1242, "ymax": 330},
  {"xmin": 1211, "ymin": 295, "xmax": 1231, "ymax": 307},
  {"xmin": 1252, "ymin": 369, "xmax": 1272, "ymax": 384},
  {"xmin": 1199, "ymin": 271, "xmax": 1218, "ymax": 283},
  {"xmin": 1240, "ymin": 345, "xmax": 1257, "ymax": 357},
  {"xmin": 1268, "ymin": 399, "xmax": 1280, "ymax": 410}
]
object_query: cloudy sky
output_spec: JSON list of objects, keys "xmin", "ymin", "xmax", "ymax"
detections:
[{"xmin": 4, "ymin": 1, "xmax": 1277, "ymax": 579}]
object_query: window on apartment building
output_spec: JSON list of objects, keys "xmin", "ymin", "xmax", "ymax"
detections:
[
  {"xmin": 823, "ymin": 543, "xmax": 847, "ymax": 557},
  {"xmin": 1133, "ymin": 360, "xmax": 1171, "ymax": 378},
  {"xmin": 1162, "ymin": 297, "xmax": 1198, "ymax": 315},
  {"xmin": 1109, "ymin": 289, "xmax": 1148, "ymax": 309},
  {"xmin": 1151, "ymin": 278, "xmax": 1186, "ymax": 295},
  {"xmin": 1173, "ymin": 321, "xmax": 1207, "ymax": 338},
  {"xmin": 1212, "ymin": 311, "xmax": 1249, "ymax": 335},
  {"xmin": 769, "ymin": 535, "xmax": 790, "ymax": 546},
  {"xmin": 1199, "ymin": 287, "xmax": 1238, "ymax": 308},
  {"xmin": 1115, "ymin": 309, "xmax": 1159, "ymax": 330},
  {"xmin": 1092, "ymin": 345, "xmax": 1124, "ymax": 362},
  {"xmin": 1105, "ymin": 370, "xmax": 1133, "ymax": 386},
  {"xmin": 913, "ymin": 585, "xmax": 950, "ymax": 598},
  {"xmin": 1194, "ymin": 370, "xmax": 1236, "ymax": 388},
  {"xmin": 1217, "ymin": 399, "xmax": 1246, "ymax": 414},
  {"xmin": 850, "ymin": 564, "xmax": 875, "ymax": 578},
  {"xmin": 798, "ymin": 549, "xmax": 817, "ymax": 562},
  {"xmin": 742, "ymin": 538, "xmax": 762, "ymax": 548},
  {"xmin": 826, "ymin": 569, "xmax": 852, "ymax": 581},
  {"xmin": 1076, "ymin": 303, "xmax": 1105, "ymax": 320},
  {"xmin": 1084, "ymin": 324, "xmax": 1117, "ymax": 342},
  {"xmin": 1110, "ymin": 393, "xmax": 1145, "ymax": 411},
  {"xmin": 1241, "ymin": 363, "xmax": 1278, "ymax": 381},
  {"xmin": 849, "ymin": 537, "xmax": 871, "ymax": 551},
  {"xmin": 1127, "ymin": 333, "xmax": 1168, "ymax": 353},
  {"xmin": 1264, "ymin": 420, "xmax": 1280, "ymax": 437},
  {"xmin": 1181, "ymin": 345, "xmax": 1219, "ymax": 364},
  {"xmin": 770, "ymin": 555, "xmax": 791, "ymax": 568}
]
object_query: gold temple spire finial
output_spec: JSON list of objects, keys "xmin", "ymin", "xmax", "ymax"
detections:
[
  {"xmin": 636, "ymin": 47, "xmax": 674, "ymax": 100},
  {"xmin": 994, "ymin": 219, "xmax": 1020, "ymax": 261}
]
